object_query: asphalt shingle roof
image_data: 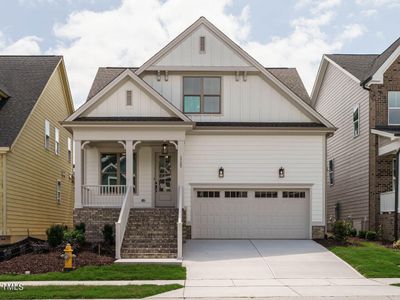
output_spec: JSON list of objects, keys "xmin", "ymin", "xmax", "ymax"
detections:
[{"xmin": 0, "ymin": 55, "xmax": 61, "ymax": 147}]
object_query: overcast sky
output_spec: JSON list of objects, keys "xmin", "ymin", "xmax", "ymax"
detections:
[{"xmin": 1, "ymin": 0, "xmax": 399, "ymax": 107}]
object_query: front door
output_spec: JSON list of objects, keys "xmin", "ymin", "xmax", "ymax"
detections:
[{"xmin": 155, "ymin": 153, "xmax": 176, "ymax": 207}]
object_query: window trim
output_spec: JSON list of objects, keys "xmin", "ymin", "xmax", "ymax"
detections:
[
  {"xmin": 126, "ymin": 90, "xmax": 132, "ymax": 106},
  {"xmin": 353, "ymin": 104, "xmax": 360, "ymax": 137},
  {"xmin": 67, "ymin": 137, "xmax": 72, "ymax": 162},
  {"xmin": 328, "ymin": 159, "xmax": 334, "ymax": 186},
  {"xmin": 44, "ymin": 120, "xmax": 50, "ymax": 149},
  {"xmin": 56, "ymin": 180, "xmax": 61, "ymax": 204},
  {"xmin": 55, "ymin": 127, "xmax": 60, "ymax": 155},
  {"xmin": 388, "ymin": 91, "xmax": 400, "ymax": 125},
  {"xmin": 199, "ymin": 36, "xmax": 206, "ymax": 53},
  {"xmin": 182, "ymin": 76, "xmax": 222, "ymax": 114}
]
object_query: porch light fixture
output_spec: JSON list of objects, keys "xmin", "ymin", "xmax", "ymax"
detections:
[
  {"xmin": 162, "ymin": 143, "xmax": 168, "ymax": 154},
  {"xmin": 218, "ymin": 167, "xmax": 224, "ymax": 178},
  {"xmin": 279, "ymin": 167, "xmax": 285, "ymax": 178}
]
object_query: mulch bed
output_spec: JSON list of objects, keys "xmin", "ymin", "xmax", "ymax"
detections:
[
  {"xmin": 0, "ymin": 250, "xmax": 114, "ymax": 274},
  {"xmin": 316, "ymin": 237, "xmax": 361, "ymax": 248}
]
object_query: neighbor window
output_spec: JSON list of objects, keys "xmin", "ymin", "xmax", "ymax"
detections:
[
  {"xmin": 353, "ymin": 104, "xmax": 360, "ymax": 137},
  {"xmin": 199, "ymin": 36, "xmax": 206, "ymax": 53},
  {"xmin": 183, "ymin": 77, "xmax": 221, "ymax": 113},
  {"xmin": 328, "ymin": 159, "xmax": 334, "ymax": 186},
  {"xmin": 56, "ymin": 180, "xmax": 61, "ymax": 204},
  {"xmin": 67, "ymin": 137, "xmax": 72, "ymax": 162},
  {"xmin": 44, "ymin": 120, "xmax": 50, "ymax": 149},
  {"xmin": 126, "ymin": 90, "xmax": 132, "ymax": 106},
  {"xmin": 388, "ymin": 91, "xmax": 400, "ymax": 125},
  {"xmin": 55, "ymin": 128, "xmax": 60, "ymax": 155},
  {"xmin": 100, "ymin": 153, "xmax": 137, "ymax": 192}
]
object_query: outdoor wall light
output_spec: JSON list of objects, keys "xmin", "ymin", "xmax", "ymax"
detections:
[
  {"xmin": 218, "ymin": 167, "xmax": 224, "ymax": 178},
  {"xmin": 279, "ymin": 167, "xmax": 285, "ymax": 178},
  {"xmin": 162, "ymin": 143, "xmax": 168, "ymax": 154}
]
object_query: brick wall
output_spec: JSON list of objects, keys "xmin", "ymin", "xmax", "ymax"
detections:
[{"xmin": 378, "ymin": 213, "xmax": 400, "ymax": 241}]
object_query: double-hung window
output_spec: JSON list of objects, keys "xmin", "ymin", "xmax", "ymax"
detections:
[
  {"xmin": 100, "ymin": 153, "xmax": 137, "ymax": 192},
  {"xmin": 388, "ymin": 91, "xmax": 400, "ymax": 125},
  {"xmin": 56, "ymin": 180, "xmax": 61, "ymax": 204},
  {"xmin": 55, "ymin": 128, "xmax": 60, "ymax": 155},
  {"xmin": 67, "ymin": 137, "xmax": 72, "ymax": 162},
  {"xmin": 44, "ymin": 120, "xmax": 50, "ymax": 149},
  {"xmin": 328, "ymin": 159, "xmax": 334, "ymax": 186},
  {"xmin": 353, "ymin": 104, "xmax": 360, "ymax": 137},
  {"xmin": 183, "ymin": 77, "xmax": 221, "ymax": 114}
]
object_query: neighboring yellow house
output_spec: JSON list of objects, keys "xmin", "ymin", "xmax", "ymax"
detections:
[{"xmin": 0, "ymin": 56, "xmax": 74, "ymax": 244}]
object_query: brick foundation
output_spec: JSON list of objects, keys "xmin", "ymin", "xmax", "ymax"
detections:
[
  {"xmin": 378, "ymin": 213, "xmax": 400, "ymax": 241},
  {"xmin": 312, "ymin": 226, "xmax": 325, "ymax": 239}
]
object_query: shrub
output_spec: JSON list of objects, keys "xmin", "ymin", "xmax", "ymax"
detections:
[
  {"xmin": 358, "ymin": 230, "xmax": 367, "ymax": 239},
  {"xmin": 74, "ymin": 222, "xmax": 86, "ymax": 233},
  {"xmin": 350, "ymin": 228, "xmax": 357, "ymax": 237},
  {"xmin": 366, "ymin": 231, "xmax": 377, "ymax": 241},
  {"xmin": 102, "ymin": 224, "xmax": 115, "ymax": 245},
  {"xmin": 332, "ymin": 220, "xmax": 352, "ymax": 242},
  {"xmin": 63, "ymin": 229, "xmax": 86, "ymax": 247},
  {"xmin": 46, "ymin": 224, "xmax": 66, "ymax": 247},
  {"xmin": 393, "ymin": 240, "xmax": 400, "ymax": 250}
]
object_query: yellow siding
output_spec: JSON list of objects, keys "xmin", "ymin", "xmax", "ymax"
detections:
[{"xmin": 5, "ymin": 65, "xmax": 74, "ymax": 242}]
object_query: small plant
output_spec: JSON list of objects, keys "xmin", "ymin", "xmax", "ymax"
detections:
[
  {"xmin": 74, "ymin": 222, "xmax": 86, "ymax": 233},
  {"xmin": 350, "ymin": 228, "xmax": 357, "ymax": 237},
  {"xmin": 46, "ymin": 224, "xmax": 66, "ymax": 247},
  {"xmin": 358, "ymin": 230, "xmax": 367, "ymax": 239},
  {"xmin": 332, "ymin": 220, "xmax": 352, "ymax": 242},
  {"xmin": 63, "ymin": 229, "xmax": 86, "ymax": 247},
  {"xmin": 366, "ymin": 231, "xmax": 377, "ymax": 241},
  {"xmin": 102, "ymin": 224, "xmax": 115, "ymax": 245},
  {"xmin": 393, "ymin": 240, "xmax": 400, "ymax": 250}
]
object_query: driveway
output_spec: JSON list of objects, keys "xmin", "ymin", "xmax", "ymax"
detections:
[{"xmin": 183, "ymin": 239, "xmax": 362, "ymax": 280}]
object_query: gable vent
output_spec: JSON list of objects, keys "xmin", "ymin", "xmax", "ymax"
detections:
[
  {"xmin": 199, "ymin": 36, "xmax": 206, "ymax": 53},
  {"xmin": 126, "ymin": 90, "xmax": 132, "ymax": 106}
]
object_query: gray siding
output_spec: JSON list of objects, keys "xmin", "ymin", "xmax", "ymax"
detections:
[{"xmin": 315, "ymin": 63, "xmax": 369, "ymax": 229}]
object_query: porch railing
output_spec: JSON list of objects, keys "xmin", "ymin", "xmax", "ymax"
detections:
[
  {"xmin": 380, "ymin": 191, "xmax": 396, "ymax": 213},
  {"xmin": 82, "ymin": 185, "xmax": 127, "ymax": 207},
  {"xmin": 115, "ymin": 186, "xmax": 133, "ymax": 259},
  {"xmin": 177, "ymin": 185, "xmax": 183, "ymax": 259}
]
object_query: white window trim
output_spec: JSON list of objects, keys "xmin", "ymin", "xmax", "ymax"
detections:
[
  {"xmin": 353, "ymin": 104, "xmax": 360, "ymax": 138},
  {"xmin": 388, "ymin": 91, "xmax": 400, "ymax": 125},
  {"xmin": 56, "ymin": 180, "xmax": 61, "ymax": 204},
  {"xmin": 67, "ymin": 137, "xmax": 72, "ymax": 162},
  {"xmin": 328, "ymin": 159, "xmax": 334, "ymax": 186},
  {"xmin": 199, "ymin": 36, "xmax": 206, "ymax": 53},
  {"xmin": 44, "ymin": 120, "xmax": 50, "ymax": 149},
  {"xmin": 126, "ymin": 90, "xmax": 132, "ymax": 106},
  {"xmin": 55, "ymin": 128, "xmax": 60, "ymax": 155}
]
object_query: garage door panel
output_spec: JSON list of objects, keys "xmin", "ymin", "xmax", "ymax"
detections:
[{"xmin": 192, "ymin": 190, "xmax": 310, "ymax": 239}]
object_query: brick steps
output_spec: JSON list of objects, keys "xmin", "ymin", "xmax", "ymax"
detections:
[{"xmin": 121, "ymin": 208, "xmax": 178, "ymax": 259}]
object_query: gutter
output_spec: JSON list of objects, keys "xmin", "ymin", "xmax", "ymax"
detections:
[{"xmin": 360, "ymin": 76, "xmax": 372, "ymax": 91}]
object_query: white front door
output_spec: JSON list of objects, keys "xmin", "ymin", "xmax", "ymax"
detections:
[{"xmin": 155, "ymin": 153, "xmax": 177, "ymax": 207}]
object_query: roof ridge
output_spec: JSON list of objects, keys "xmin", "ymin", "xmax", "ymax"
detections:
[
  {"xmin": 0, "ymin": 55, "xmax": 62, "ymax": 57},
  {"xmin": 328, "ymin": 53, "xmax": 379, "ymax": 56},
  {"xmin": 103, "ymin": 66, "xmax": 139, "ymax": 69}
]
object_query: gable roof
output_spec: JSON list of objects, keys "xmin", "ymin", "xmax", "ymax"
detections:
[{"xmin": 0, "ymin": 56, "xmax": 64, "ymax": 147}]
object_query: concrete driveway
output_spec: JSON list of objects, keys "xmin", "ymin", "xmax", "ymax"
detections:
[{"xmin": 183, "ymin": 239, "xmax": 362, "ymax": 280}]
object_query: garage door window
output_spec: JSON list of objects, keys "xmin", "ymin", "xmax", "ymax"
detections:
[
  {"xmin": 283, "ymin": 191, "xmax": 306, "ymax": 198},
  {"xmin": 225, "ymin": 191, "xmax": 248, "ymax": 198},
  {"xmin": 197, "ymin": 191, "xmax": 220, "ymax": 198},
  {"xmin": 255, "ymin": 191, "xmax": 278, "ymax": 198}
]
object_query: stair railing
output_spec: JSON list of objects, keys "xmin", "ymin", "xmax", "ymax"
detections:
[
  {"xmin": 177, "ymin": 185, "xmax": 183, "ymax": 259},
  {"xmin": 115, "ymin": 186, "xmax": 133, "ymax": 259}
]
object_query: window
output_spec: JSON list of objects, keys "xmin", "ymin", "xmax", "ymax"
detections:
[
  {"xmin": 225, "ymin": 191, "xmax": 248, "ymax": 198},
  {"xmin": 100, "ymin": 153, "xmax": 137, "ymax": 192},
  {"xmin": 255, "ymin": 191, "xmax": 278, "ymax": 198},
  {"xmin": 199, "ymin": 36, "xmax": 205, "ymax": 53},
  {"xmin": 126, "ymin": 90, "xmax": 132, "ymax": 106},
  {"xmin": 389, "ymin": 91, "xmax": 400, "ymax": 125},
  {"xmin": 55, "ymin": 128, "xmax": 60, "ymax": 155},
  {"xmin": 353, "ymin": 104, "xmax": 360, "ymax": 137},
  {"xmin": 183, "ymin": 77, "xmax": 221, "ymax": 113},
  {"xmin": 56, "ymin": 180, "xmax": 61, "ymax": 204},
  {"xmin": 67, "ymin": 137, "xmax": 72, "ymax": 162},
  {"xmin": 328, "ymin": 159, "xmax": 334, "ymax": 186},
  {"xmin": 197, "ymin": 191, "xmax": 220, "ymax": 198},
  {"xmin": 282, "ymin": 191, "xmax": 306, "ymax": 198},
  {"xmin": 44, "ymin": 120, "xmax": 50, "ymax": 149}
]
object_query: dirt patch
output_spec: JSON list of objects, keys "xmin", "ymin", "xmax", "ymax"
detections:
[
  {"xmin": 316, "ymin": 237, "xmax": 361, "ymax": 248},
  {"xmin": 0, "ymin": 250, "xmax": 114, "ymax": 274}
]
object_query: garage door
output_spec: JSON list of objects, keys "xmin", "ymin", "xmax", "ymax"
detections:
[{"xmin": 192, "ymin": 189, "xmax": 310, "ymax": 239}]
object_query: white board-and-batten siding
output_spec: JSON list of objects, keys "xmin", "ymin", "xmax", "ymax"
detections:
[
  {"xmin": 315, "ymin": 62, "xmax": 369, "ymax": 228},
  {"xmin": 183, "ymin": 134, "xmax": 325, "ymax": 224}
]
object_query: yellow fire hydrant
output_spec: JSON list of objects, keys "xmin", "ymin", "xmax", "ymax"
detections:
[{"xmin": 61, "ymin": 243, "xmax": 76, "ymax": 272}]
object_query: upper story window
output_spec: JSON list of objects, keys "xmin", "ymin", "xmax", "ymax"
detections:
[
  {"xmin": 126, "ymin": 90, "xmax": 132, "ymax": 106},
  {"xmin": 183, "ymin": 77, "xmax": 221, "ymax": 114},
  {"xmin": 55, "ymin": 128, "xmax": 60, "ymax": 155},
  {"xmin": 328, "ymin": 159, "xmax": 334, "ymax": 186},
  {"xmin": 44, "ymin": 120, "xmax": 50, "ymax": 149},
  {"xmin": 388, "ymin": 91, "xmax": 400, "ymax": 125},
  {"xmin": 67, "ymin": 137, "xmax": 72, "ymax": 162},
  {"xmin": 353, "ymin": 104, "xmax": 360, "ymax": 137},
  {"xmin": 199, "ymin": 36, "xmax": 206, "ymax": 53}
]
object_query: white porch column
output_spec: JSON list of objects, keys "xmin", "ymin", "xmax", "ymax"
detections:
[
  {"xmin": 126, "ymin": 140, "xmax": 134, "ymax": 188},
  {"xmin": 177, "ymin": 140, "xmax": 185, "ymax": 259},
  {"xmin": 74, "ymin": 140, "xmax": 82, "ymax": 208}
]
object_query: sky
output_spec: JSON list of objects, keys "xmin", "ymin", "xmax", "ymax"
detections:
[{"xmin": 0, "ymin": 0, "xmax": 399, "ymax": 108}]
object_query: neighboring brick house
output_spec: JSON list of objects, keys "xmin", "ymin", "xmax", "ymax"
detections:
[{"xmin": 312, "ymin": 38, "xmax": 400, "ymax": 240}]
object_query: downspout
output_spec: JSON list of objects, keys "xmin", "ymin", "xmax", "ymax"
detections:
[{"xmin": 395, "ymin": 149, "xmax": 400, "ymax": 241}]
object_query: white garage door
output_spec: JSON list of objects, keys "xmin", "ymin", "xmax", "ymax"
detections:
[{"xmin": 192, "ymin": 189, "xmax": 310, "ymax": 239}]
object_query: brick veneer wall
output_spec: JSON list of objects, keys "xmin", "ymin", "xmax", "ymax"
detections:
[
  {"xmin": 369, "ymin": 55, "xmax": 400, "ymax": 231},
  {"xmin": 378, "ymin": 213, "xmax": 400, "ymax": 241}
]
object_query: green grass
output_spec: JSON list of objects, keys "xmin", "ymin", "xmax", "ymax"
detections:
[
  {"xmin": 329, "ymin": 241, "xmax": 400, "ymax": 278},
  {"xmin": 0, "ymin": 264, "xmax": 186, "ymax": 281},
  {"xmin": 0, "ymin": 284, "xmax": 182, "ymax": 299}
]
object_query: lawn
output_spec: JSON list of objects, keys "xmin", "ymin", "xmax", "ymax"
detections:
[
  {"xmin": 0, "ymin": 284, "xmax": 182, "ymax": 299},
  {"xmin": 0, "ymin": 264, "xmax": 186, "ymax": 281},
  {"xmin": 329, "ymin": 241, "xmax": 400, "ymax": 278}
]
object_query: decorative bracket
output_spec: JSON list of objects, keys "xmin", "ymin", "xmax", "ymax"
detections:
[
  {"xmin": 133, "ymin": 141, "xmax": 142, "ymax": 150},
  {"xmin": 81, "ymin": 141, "xmax": 90, "ymax": 150},
  {"xmin": 169, "ymin": 140, "xmax": 178, "ymax": 149}
]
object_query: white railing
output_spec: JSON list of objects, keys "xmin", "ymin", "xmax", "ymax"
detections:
[
  {"xmin": 381, "ymin": 191, "xmax": 396, "ymax": 213},
  {"xmin": 82, "ymin": 185, "xmax": 126, "ymax": 207},
  {"xmin": 177, "ymin": 185, "xmax": 183, "ymax": 259},
  {"xmin": 115, "ymin": 186, "xmax": 133, "ymax": 259}
]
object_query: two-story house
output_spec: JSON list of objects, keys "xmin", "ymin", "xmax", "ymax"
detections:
[
  {"xmin": 0, "ymin": 56, "xmax": 74, "ymax": 244},
  {"xmin": 312, "ymin": 38, "xmax": 400, "ymax": 240},
  {"xmin": 63, "ymin": 17, "xmax": 335, "ymax": 260}
]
